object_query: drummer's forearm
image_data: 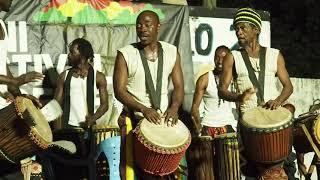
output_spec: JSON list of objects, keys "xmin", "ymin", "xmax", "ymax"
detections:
[
  {"xmin": 218, "ymin": 89, "xmax": 241, "ymax": 102},
  {"xmin": 8, "ymin": 85, "xmax": 21, "ymax": 97},
  {"xmin": 0, "ymin": 75, "xmax": 19, "ymax": 86},
  {"xmin": 92, "ymin": 103, "xmax": 109, "ymax": 121},
  {"xmin": 115, "ymin": 90, "xmax": 147, "ymax": 113},
  {"xmin": 5, "ymin": 68, "xmax": 22, "ymax": 96},
  {"xmin": 275, "ymin": 86, "xmax": 293, "ymax": 104},
  {"xmin": 169, "ymin": 88, "xmax": 184, "ymax": 112}
]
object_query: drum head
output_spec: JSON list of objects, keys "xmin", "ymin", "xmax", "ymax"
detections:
[
  {"xmin": 139, "ymin": 118, "xmax": 190, "ymax": 148},
  {"xmin": 17, "ymin": 97, "xmax": 53, "ymax": 143},
  {"xmin": 313, "ymin": 115, "xmax": 320, "ymax": 145},
  {"xmin": 242, "ymin": 107, "xmax": 292, "ymax": 130},
  {"xmin": 49, "ymin": 140, "xmax": 76, "ymax": 154}
]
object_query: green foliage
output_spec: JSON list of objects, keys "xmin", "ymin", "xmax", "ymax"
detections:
[
  {"xmin": 72, "ymin": 6, "xmax": 108, "ymax": 24},
  {"xmin": 33, "ymin": 8, "xmax": 67, "ymax": 23}
]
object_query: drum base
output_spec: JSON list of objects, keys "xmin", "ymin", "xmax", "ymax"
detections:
[{"xmin": 186, "ymin": 138, "xmax": 214, "ymax": 180}]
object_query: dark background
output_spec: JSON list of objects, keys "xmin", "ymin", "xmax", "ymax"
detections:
[{"xmin": 190, "ymin": 0, "xmax": 320, "ymax": 78}]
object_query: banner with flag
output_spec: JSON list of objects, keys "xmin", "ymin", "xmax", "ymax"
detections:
[{"xmin": 1, "ymin": 0, "xmax": 194, "ymax": 125}]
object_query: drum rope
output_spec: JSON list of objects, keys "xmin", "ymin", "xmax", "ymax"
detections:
[
  {"xmin": 301, "ymin": 124, "xmax": 320, "ymax": 158},
  {"xmin": 0, "ymin": 149, "xmax": 15, "ymax": 163}
]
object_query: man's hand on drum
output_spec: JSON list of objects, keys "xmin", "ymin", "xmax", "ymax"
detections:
[
  {"xmin": 142, "ymin": 107, "xmax": 161, "ymax": 124},
  {"xmin": 263, "ymin": 100, "xmax": 281, "ymax": 110},
  {"xmin": 164, "ymin": 107, "xmax": 178, "ymax": 127},
  {"xmin": 239, "ymin": 87, "xmax": 257, "ymax": 103},
  {"xmin": 21, "ymin": 94, "xmax": 42, "ymax": 108},
  {"xmin": 16, "ymin": 71, "xmax": 44, "ymax": 86},
  {"xmin": 85, "ymin": 115, "xmax": 96, "ymax": 127}
]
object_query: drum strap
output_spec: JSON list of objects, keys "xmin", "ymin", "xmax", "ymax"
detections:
[
  {"xmin": 240, "ymin": 46, "xmax": 266, "ymax": 105},
  {"xmin": 62, "ymin": 66, "xmax": 95, "ymax": 127},
  {"xmin": 137, "ymin": 42, "xmax": 164, "ymax": 110}
]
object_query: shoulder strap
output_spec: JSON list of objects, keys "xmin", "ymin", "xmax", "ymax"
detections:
[
  {"xmin": 87, "ymin": 65, "xmax": 94, "ymax": 115},
  {"xmin": 240, "ymin": 46, "xmax": 266, "ymax": 105},
  {"xmin": 62, "ymin": 68, "xmax": 75, "ymax": 128},
  {"xmin": 137, "ymin": 43, "xmax": 164, "ymax": 110}
]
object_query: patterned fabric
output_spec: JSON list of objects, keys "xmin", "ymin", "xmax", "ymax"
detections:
[
  {"xmin": 119, "ymin": 113, "xmax": 136, "ymax": 180},
  {"xmin": 258, "ymin": 167, "xmax": 288, "ymax": 180},
  {"xmin": 201, "ymin": 125, "xmax": 234, "ymax": 138},
  {"xmin": 233, "ymin": 7, "xmax": 262, "ymax": 30},
  {"xmin": 30, "ymin": 162, "xmax": 44, "ymax": 180},
  {"xmin": 21, "ymin": 160, "xmax": 44, "ymax": 180}
]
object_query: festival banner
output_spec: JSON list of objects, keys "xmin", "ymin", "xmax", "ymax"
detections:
[{"xmin": 1, "ymin": 0, "xmax": 193, "ymax": 125}]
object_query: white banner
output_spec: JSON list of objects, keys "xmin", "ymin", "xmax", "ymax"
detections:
[{"xmin": 189, "ymin": 16, "xmax": 271, "ymax": 64}]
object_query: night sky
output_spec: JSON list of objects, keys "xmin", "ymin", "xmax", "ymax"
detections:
[{"xmin": 217, "ymin": 0, "xmax": 320, "ymax": 78}]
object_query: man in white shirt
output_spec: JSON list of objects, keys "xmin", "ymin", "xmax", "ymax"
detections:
[{"xmin": 191, "ymin": 45, "xmax": 237, "ymax": 137}]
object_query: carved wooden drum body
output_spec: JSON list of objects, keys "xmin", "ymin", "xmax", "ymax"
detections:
[{"xmin": 133, "ymin": 118, "xmax": 191, "ymax": 176}]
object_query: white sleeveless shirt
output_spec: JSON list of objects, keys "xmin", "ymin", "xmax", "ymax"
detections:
[
  {"xmin": 201, "ymin": 71, "xmax": 238, "ymax": 129},
  {"xmin": 0, "ymin": 19, "xmax": 11, "ymax": 109},
  {"xmin": 64, "ymin": 69, "xmax": 98, "ymax": 126},
  {"xmin": 232, "ymin": 48, "xmax": 280, "ymax": 113},
  {"xmin": 118, "ymin": 41, "xmax": 177, "ymax": 116}
]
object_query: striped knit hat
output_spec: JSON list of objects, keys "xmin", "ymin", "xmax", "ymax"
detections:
[{"xmin": 233, "ymin": 7, "xmax": 262, "ymax": 30}]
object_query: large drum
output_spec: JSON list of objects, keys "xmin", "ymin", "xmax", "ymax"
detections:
[
  {"xmin": 0, "ymin": 97, "xmax": 52, "ymax": 163},
  {"xmin": 240, "ymin": 107, "xmax": 293, "ymax": 164},
  {"xmin": 186, "ymin": 136, "xmax": 214, "ymax": 180},
  {"xmin": 133, "ymin": 118, "xmax": 191, "ymax": 176},
  {"xmin": 214, "ymin": 133, "xmax": 240, "ymax": 180}
]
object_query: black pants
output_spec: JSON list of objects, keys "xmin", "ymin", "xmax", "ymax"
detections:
[
  {"xmin": 243, "ymin": 152, "xmax": 298, "ymax": 180},
  {"xmin": 283, "ymin": 152, "xmax": 299, "ymax": 180}
]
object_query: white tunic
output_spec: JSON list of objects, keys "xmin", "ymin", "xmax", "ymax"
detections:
[
  {"xmin": 201, "ymin": 71, "xmax": 238, "ymax": 129},
  {"xmin": 65, "ymin": 69, "xmax": 98, "ymax": 126},
  {"xmin": 118, "ymin": 41, "xmax": 177, "ymax": 116},
  {"xmin": 232, "ymin": 48, "xmax": 280, "ymax": 113}
]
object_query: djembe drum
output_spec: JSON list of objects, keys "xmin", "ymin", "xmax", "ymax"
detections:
[
  {"xmin": 92, "ymin": 125, "xmax": 120, "ymax": 145},
  {"xmin": 292, "ymin": 112, "xmax": 320, "ymax": 179},
  {"xmin": 186, "ymin": 135, "xmax": 214, "ymax": 180},
  {"xmin": 293, "ymin": 114, "xmax": 320, "ymax": 153},
  {"xmin": 0, "ymin": 96, "xmax": 52, "ymax": 163},
  {"xmin": 214, "ymin": 133, "xmax": 240, "ymax": 180},
  {"xmin": 240, "ymin": 107, "xmax": 293, "ymax": 177},
  {"xmin": 133, "ymin": 118, "xmax": 191, "ymax": 176},
  {"xmin": 52, "ymin": 127, "xmax": 87, "ymax": 157}
]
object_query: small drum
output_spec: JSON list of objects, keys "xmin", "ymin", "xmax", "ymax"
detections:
[
  {"xmin": 133, "ymin": 118, "xmax": 191, "ymax": 176},
  {"xmin": 0, "ymin": 97, "xmax": 52, "ymax": 163},
  {"xmin": 240, "ymin": 107, "xmax": 293, "ymax": 164},
  {"xmin": 53, "ymin": 127, "xmax": 87, "ymax": 157},
  {"xmin": 214, "ymin": 133, "xmax": 240, "ymax": 180},
  {"xmin": 186, "ymin": 136, "xmax": 214, "ymax": 180},
  {"xmin": 293, "ymin": 114, "xmax": 320, "ymax": 153},
  {"xmin": 92, "ymin": 124, "xmax": 120, "ymax": 145}
]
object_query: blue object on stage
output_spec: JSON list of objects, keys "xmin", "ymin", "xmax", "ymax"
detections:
[{"xmin": 96, "ymin": 136, "xmax": 121, "ymax": 180}]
